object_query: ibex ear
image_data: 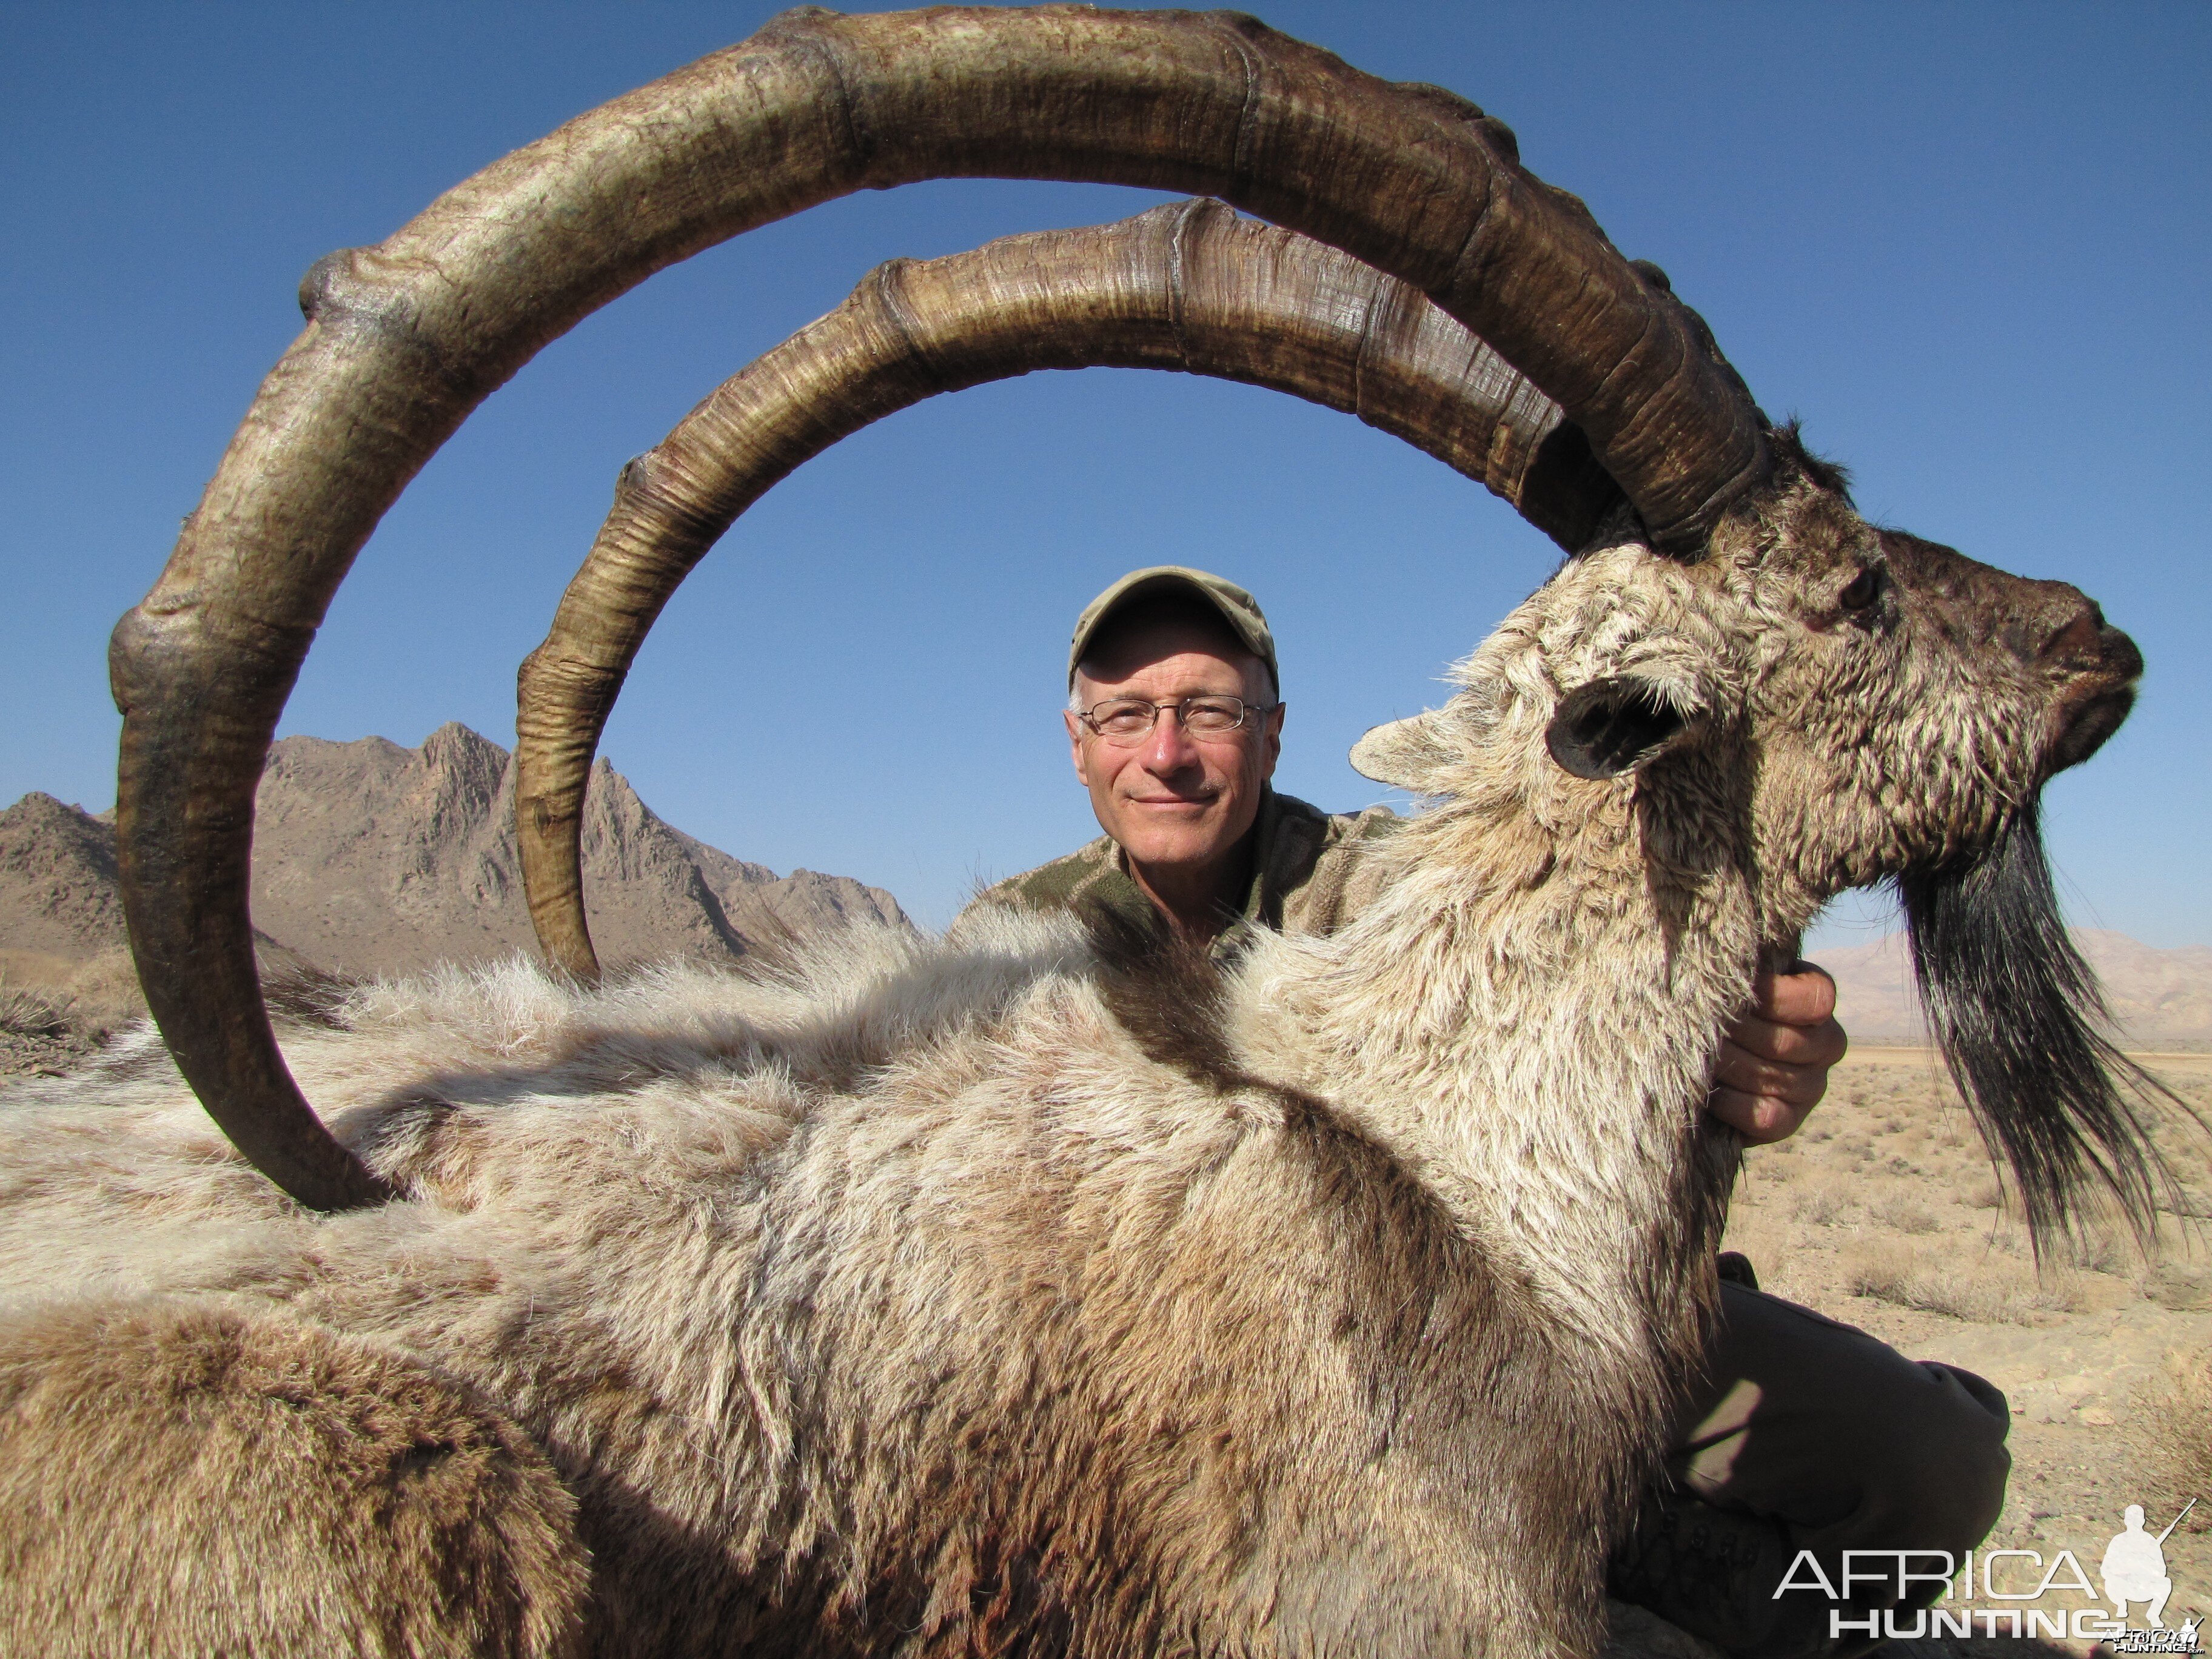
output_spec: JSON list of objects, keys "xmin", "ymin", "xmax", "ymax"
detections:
[
  {"xmin": 1544, "ymin": 676, "xmax": 1689, "ymax": 779},
  {"xmin": 1350, "ymin": 708, "xmax": 1461, "ymax": 792}
]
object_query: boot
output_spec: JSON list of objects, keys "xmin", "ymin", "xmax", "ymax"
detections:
[{"xmin": 1607, "ymin": 1486, "xmax": 1879, "ymax": 1659}]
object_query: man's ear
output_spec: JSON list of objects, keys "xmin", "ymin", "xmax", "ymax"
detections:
[
  {"xmin": 1350, "ymin": 708, "xmax": 1460, "ymax": 793},
  {"xmin": 1544, "ymin": 676, "xmax": 1690, "ymax": 780},
  {"xmin": 1065, "ymin": 706, "xmax": 1093, "ymax": 786},
  {"xmin": 1256, "ymin": 699, "xmax": 1285, "ymax": 784}
]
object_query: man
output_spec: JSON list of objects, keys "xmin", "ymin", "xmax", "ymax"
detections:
[{"xmin": 977, "ymin": 567, "xmax": 2013, "ymax": 1658}]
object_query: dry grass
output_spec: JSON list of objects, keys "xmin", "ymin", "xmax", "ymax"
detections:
[
  {"xmin": 0, "ymin": 949, "xmax": 146, "ymax": 1077},
  {"xmin": 1842, "ymin": 1239, "xmax": 2086, "ymax": 1324},
  {"xmin": 0, "ymin": 987, "xmax": 70, "ymax": 1037},
  {"xmin": 2127, "ymin": 1348, "xmax": 2212, "ymax": 1534},
  {"xmin": 1868, "ymin": 1191, "xmax": 1942, "ymax": 1235}
]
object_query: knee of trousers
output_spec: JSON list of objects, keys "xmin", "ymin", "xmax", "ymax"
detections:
[{"xmin": 1842, "ymin": 1360, "xmax": 2011, "ymax": 1558}]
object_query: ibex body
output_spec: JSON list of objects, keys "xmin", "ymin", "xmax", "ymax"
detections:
[{"xmin": 0, "ymin": 450, "xmax": 2148, "ymax": 1656}]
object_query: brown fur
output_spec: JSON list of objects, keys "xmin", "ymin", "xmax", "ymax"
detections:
[{"xmin": 0, "ymin": 1302, "xmax": 588, "ymax": 1658}]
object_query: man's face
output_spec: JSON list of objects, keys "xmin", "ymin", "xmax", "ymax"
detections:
[{"xmin": 1064, "ymin": 614, "xmax": 1284, "ymax": 878}]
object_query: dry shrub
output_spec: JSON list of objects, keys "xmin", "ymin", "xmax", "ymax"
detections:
[
  {"xmin": 1845, "ymin": 1242, "xmax": 2083, "ymax": 1324},
  {"xmin": 1964, "ymin": 1173, "xmax": 2006, "ymax": 1210},
  {"xmin": 2125, "ymin": 1349, "xmax": 2212, "ymax": 1533},
  {"xmin": 56, "ymin": 948, "xmax": 149, "ymax": 1037},
  {"xmin": 0, "ymin": 988, "xmax": 70, "ymax": 1037},
  {"xmin": 1843, "ymin": 1245, "xmax": 1925, "ymax": 1307},
  {"xmin": 1790, "ymin": 1179, "xmax": 1851, "ymax": 1226},
  {"xmin": 0, "ymin": 987, "xmax": 95, "ymax": 1078},
  {"xmin": 2066, "ymin": 1227, "xmax": 2139, "ymax": 1277},
  {"xmin": 1868, "ymin": 1192, "xmax": 1940, "ymax": 1235},
  {"xmin": 2140, "ymin": 1082, "xmax": 2212, "ymax": 1216},
  {"xmin": 0, "ymin": 950, "xmax": 150, "ymax": 1078}
]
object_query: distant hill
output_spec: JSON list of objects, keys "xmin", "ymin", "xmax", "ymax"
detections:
[
  {"xmin": 248, "ymin": 723, "xmax": 903, "ymax": 976},
  {"xmin": 1818, "ymin": 929, "xmax": 2212, "ymax": 1050},
  {"xmin": 0, "ymin": 724, "xmax": 905, "ymax": 987},
  {"xmin": 0, "ymin": 790, "xmax": 124, "ymax": 973}
]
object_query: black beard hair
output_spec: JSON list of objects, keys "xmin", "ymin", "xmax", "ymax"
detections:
[{"xmin": 1900, "ymin": 799, "xmax": 2183, "ymax": 1252}]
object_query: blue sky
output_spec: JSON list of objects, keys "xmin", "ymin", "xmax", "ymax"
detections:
[{"xmin": 3, "ymin": 4, "xmax": 2206, "ymax": 948}]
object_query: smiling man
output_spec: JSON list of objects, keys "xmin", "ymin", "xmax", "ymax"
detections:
[
  {"xmin": 975, "ymin": 566, "xmax": 2013, "ymax": 1658},
  {"xmin": 1063, "ymin": 594, "xmax": 1282, "ymax": 936}
]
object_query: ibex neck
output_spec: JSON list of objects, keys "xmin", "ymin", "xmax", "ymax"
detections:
[{"xmin": 1233, "ymin": 789, "xmax": 1755, "ymax": 1351}]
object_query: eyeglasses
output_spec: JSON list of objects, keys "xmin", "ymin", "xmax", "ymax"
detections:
[{"xmin": 1076, "ymin": 695, "xmax": 1278, "ymax": 746}]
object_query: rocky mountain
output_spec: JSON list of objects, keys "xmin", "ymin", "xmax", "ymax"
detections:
[
  {"xmin": 0, "ymin": 791, "xmax": 124, "ymax": 977},
  {"xmin": 0, "ymin": 724, "xmax": 905, "ymax": 985},
  {"xmin": 1818, "ymin": 928, "xmax": 2212, "ymax": 1049}
]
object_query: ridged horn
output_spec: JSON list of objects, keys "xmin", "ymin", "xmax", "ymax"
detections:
[
  {"xmin": 109, "ymin": 5, "xmax": 1768, "ymax": 1210},
  {"xmin": 517, "ymin": 199, "xmax": 1621, "ymax": 981}
]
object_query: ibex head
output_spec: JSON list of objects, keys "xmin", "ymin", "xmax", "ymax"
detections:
[{"xmin": 1354, "ymin": 426, "xmax": 2152, "ymax": 1244}]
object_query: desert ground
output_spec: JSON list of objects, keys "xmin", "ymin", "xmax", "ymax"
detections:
[{"xmin": 1699, "ymin": 1046, "xmax": 2212, "ymax": 1657}]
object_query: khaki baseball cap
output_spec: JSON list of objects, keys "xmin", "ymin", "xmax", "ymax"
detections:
[{"xmin": 1067, "ymin": 566, "xmax": 1278, "ymax": 692}]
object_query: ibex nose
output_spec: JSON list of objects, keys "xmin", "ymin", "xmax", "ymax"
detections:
[
  {"xmin": 2040, "ymin": 597, "xmax": 2142, "ymax": 774},
  {"xmin": 2033, "ymin": 592, "xmax": 2142, "ymax": 691},
  {"xmin": 1997, "ymin": 583, "xmax": 2103, "ymax": 668},
  {"xmin": 2036, "ymin": 598, "xmax": 2132, "ymax": 674}
]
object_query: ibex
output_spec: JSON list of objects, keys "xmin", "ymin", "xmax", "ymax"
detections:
[{"xmin": 0, "ymin": 10, "xmax": 2165, "ymax": 1657}]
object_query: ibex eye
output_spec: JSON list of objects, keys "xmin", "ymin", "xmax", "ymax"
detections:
[{"xmin": 1838, "ymin": 567, "xmax": 1883, "ymax": 612}]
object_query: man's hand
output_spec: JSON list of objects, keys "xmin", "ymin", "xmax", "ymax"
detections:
[{"xmin": 1708, "ymin": 962, "xmax": 1848, "ymax": 1145}]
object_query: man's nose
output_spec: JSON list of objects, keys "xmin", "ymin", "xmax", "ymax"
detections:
[{"xmin": 1140, "ymin": 705, "xmax": 1203, "ymax": 769}]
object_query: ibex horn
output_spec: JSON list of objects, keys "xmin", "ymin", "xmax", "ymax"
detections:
[
  {"xmin": 516, "ymin": 199, "xmax": 1624, "ymax": 982},
  {"xmin": 109, "ymin": 7, "xmax": 1769, "ymax": 1210}
]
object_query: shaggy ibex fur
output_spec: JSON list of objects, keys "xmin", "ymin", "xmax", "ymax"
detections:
[{"xmin": 0, "ymin": 449, "xmax": 2152, "ymax": 1657}]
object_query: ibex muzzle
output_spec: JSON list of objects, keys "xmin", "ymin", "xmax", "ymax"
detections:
[{"xmin": 1877, "ymin": 528, "xmax": 2141, "ymax": 776}]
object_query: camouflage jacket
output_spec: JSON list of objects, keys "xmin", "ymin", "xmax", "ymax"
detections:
[{"xmin": 972, "ymin": 789, "xmax": 1405, "ymax": 958}]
